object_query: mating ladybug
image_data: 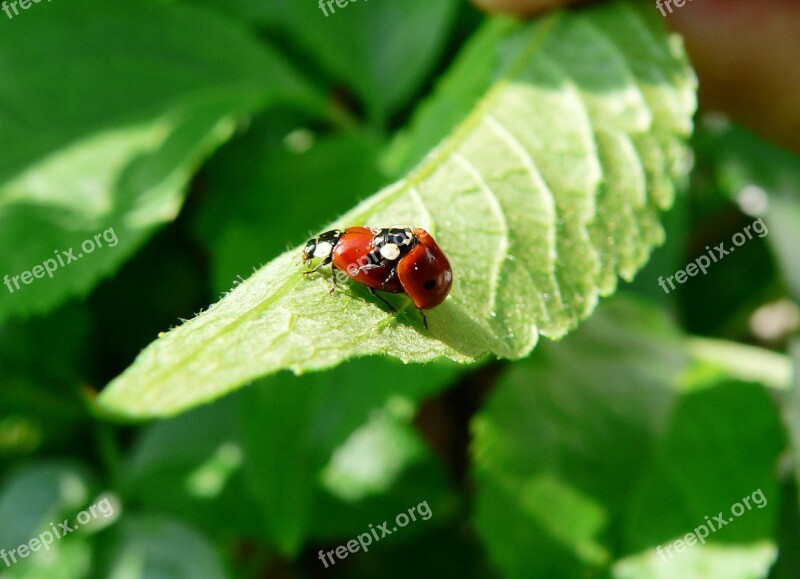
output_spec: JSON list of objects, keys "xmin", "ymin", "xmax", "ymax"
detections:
[{"xmin": 302, "ymin": 226, "xmax": 453, "ymax": 327}]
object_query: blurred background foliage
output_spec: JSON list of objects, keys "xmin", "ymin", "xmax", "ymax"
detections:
[{"xmin": 0, "ymin": 0, "xmax": 799, "ymax": 577}]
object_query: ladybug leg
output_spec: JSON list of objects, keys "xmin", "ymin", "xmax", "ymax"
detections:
[
  {"xmin": 328, "ymin": 265, "xmax": 339, "ymax": 295},
  {"xmin": 355, "ymin": 249, "xmax": 384, "ymax": 274},
  {"xmin": 356, "ymin": 263, "xmax": 382, "ymax": 273},
  {"xmin": 419, "ymin": 309, "xmax": 428, "ymax": 330},
  {"xmin": 379, "ymin": 267, "xmax": 397, "ymax": 291},
  {"xmin": 368, "ymin": 287, "xmax": 396, "ymax": 313},
  {"xmin": 303, "ymin": 255, "xmax": 332, "ymax": 275}
]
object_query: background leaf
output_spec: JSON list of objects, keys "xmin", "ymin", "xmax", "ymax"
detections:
[
  {"xmin": 0, "ymin": 462, "xmax": 95, "ymax": 552},
  {"xmin": 472, "ymin": 297, "xmax": 685, "ymax": 576},
  {"xmin": 187, "ymin": 0, "xmax": 462, "ymax": 125},
  {"xmin": 0, "ymin": 0, "xmax": 319, "ymax": 323},
  {"xmin": 97, "ymin": 516, "xmax": 228, "ymax": 578},
  {"xmin": 123, "ymin": 394, "xmax": 267, "ymax": 541},
  {"xmin": 239, "ymin": 357, "xmax": 460, "ymax": 555}
]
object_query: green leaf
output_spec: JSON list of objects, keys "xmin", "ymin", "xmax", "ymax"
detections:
[
  {"xmin": 0, "ymin": 307, "xmax": 89, "ymax": 458},
  {"xmin": 99, "ymin": 0, "xmax": 696, "ymax": 419},
  {"xmin": 472, "ymin": 297, "xmax": 686, "ymax": 577},
  {"xmin": 238, "ymin": 357, "xmax": 459, "ymax": 554},
  {"xmin": 2, "ymin": 537, "xmax": 94, "ymax": 579},
  {"xmin": 0, "ymin": 462, "xmax": 113, "ymax": 577},
  {"xmin": 320, "ymin": 400, "xmax": 429, "ymax": 503},
  {"xmin": 124, "ymin": 395, "xmax": 266, "ymax": 540},
  {"xmin": 693, "ymin": 120, "xmax": 800, "ymax": 300},
  {"xmin": 610, "ymin": 337, "xmax": 784, "ymax": 578},
  {"xmin": 613, "ymin": 542, "xmax": 777, "ymax": 579},
  {"xmin": 185, "ymin": 0, "xmax": 462, "ymax": 124},
  {"xmin": 99, "ymin": 515, "xmax": 229, "ymax": 579},
  {"xmin": 284, "ymin": 0, "xmax": 461, "ymax": 125},
  {"xmin": 340, "ymin": 517, "xmax": 495, "ymax": 579},
  {"xmin": 0, "ymin": 0, "xmax": 319, "ymax": 323},
  {"xmin": 622, "ymin": 380, "xmax": 783, "ymax": 553},
  {"xmin": 381, "ymin": 16, "xmax": 516, "ymax": 178},
  {"xmin": 0, "ymin": 462, "xmax": 95, "ymax": 551}
]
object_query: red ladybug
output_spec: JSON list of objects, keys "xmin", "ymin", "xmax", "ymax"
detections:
[{"xmin": 302, "ymin": 226, "xmax": 453, "ymax": 327}]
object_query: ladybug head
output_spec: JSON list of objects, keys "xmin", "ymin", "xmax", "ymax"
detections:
[
  {"xmin": 302, "ymin": 230, "xmax": 343, "ymax": 263},
  {"xmin": 302, "ymin": 241, "xmax": 316, "ymax": 262}
]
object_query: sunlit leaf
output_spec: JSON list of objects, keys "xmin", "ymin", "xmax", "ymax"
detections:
[
  {"xmin": 0, "ymin": 0, "xmax": 319, "ymax": 323},
  {"xmin": 99, "ymin": 0, "xmax": 696, "ymax": 418}
]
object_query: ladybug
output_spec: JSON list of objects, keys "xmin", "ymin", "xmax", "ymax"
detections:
[{"xmin": 302, "ymin": 226, "xmax": 453, "ymax": 327}]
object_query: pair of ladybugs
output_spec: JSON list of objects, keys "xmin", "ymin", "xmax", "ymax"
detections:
[{"xmin": 302, "ymin": 226, "xmax": 453, "ymax": 327}]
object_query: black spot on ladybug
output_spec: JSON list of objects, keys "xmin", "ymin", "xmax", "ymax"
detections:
[{"xmin": 423, "ymin": 279, "xmax": 436, "ymax": 291}]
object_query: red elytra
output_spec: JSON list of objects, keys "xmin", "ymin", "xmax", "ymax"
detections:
[
  {"xmin": 331, "ymin": 227, "xmax": 404, "ymax": 294},
  {"xmin": 396, "ymin": 228, "xmax": 453, "ymax": 310}
]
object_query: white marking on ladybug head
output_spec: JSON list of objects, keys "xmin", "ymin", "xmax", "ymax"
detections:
[
  {"xmin": 380, "ymin": 243, "xmax": 401, "ymax": 260},
  {"xmin": 314, "ymin": 241, "xmax": 333, "ymax": 258},
  {"xmin": 388, "ymin": 229, "xmax": 412, "ymax": 245}
]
